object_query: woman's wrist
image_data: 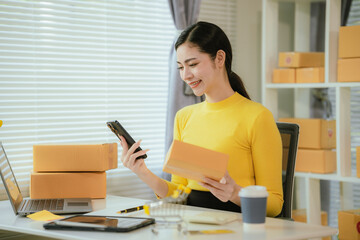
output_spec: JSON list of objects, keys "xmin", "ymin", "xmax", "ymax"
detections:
[{"xmin": 230, "ymin": 184, "xmax": 242, "ymax": 206}]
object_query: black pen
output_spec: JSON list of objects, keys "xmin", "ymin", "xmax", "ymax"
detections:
[{"xmin": 117, "ymin": 205, "xmax": 144, "ymax": 214}]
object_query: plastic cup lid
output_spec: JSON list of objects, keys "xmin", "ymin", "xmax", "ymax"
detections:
[{"xmin": 238, "ymin": 185, "xmax": 268, "ymax": 198}]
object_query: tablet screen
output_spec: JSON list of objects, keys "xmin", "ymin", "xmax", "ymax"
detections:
[{"xmin": 44, "ymin": 215, "xmax": 155, "ymax": 232}]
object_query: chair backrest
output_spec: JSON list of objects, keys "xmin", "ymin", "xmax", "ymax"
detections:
[{"xmin": 276, "ymin": 122, "xmax": 299, "ymax": 219}]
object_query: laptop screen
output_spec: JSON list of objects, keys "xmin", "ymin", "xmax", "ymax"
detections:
[{"xmin": 0, "ymin": 143, "xmax": 23, "ymax": 213}]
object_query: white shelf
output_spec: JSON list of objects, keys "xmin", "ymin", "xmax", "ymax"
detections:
[
  {"xmin": 295, "ymin": 172, "xmax": 360, "ymax": 184},
  {"xmin": 266, "ymin": 82, "xmax": 360, "ymax": 89},
  {"xmin": 261, "ymin": 0, "xmax": 348, "ymax": 226}
]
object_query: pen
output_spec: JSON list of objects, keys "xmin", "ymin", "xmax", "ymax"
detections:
[{"xmin": 117, "ymin": 205, "xmax": 144, "ymax": 214}]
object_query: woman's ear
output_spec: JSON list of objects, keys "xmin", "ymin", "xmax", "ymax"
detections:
[{"xmin": 215, "ymin": 50, "xmax": 226, "ymax": 68}]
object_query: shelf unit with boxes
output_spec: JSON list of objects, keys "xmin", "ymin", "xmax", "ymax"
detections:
[{"xmin": 261, "ymin": 0, "xmax": 360, "ymax": 230}]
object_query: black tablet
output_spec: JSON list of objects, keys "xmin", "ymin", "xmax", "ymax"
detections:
[{"xmin": 43, "ymin": 215, "xmax": 155, "ymax": 232}]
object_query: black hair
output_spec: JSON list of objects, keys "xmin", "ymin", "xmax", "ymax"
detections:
[{"xmin": 175, "ymin": 21, "xmax": 250, "ymax": 100}]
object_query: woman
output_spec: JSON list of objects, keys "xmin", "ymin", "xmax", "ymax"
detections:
[{"xmin": 120, "ymin": 21, "xmax": 283, "ymax": 217}]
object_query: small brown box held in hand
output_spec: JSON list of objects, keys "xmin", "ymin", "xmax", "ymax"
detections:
[
  {"xmin": 30, "ymin": 172, "xmax": 106, "ymax": 199},
  {"xmin": 295, "ymin": 149, "xmax": 336, "ymax": 174},
  {"xmin": 278, "ymin": 52, "xmax": 324, "ymax": 68},
  {"xmin": 163, "ymin": 140, "xmax": 229, "ymax": 182},
  {"xmin": 338, "ymin": 209, "xmax": 360, "ymax": 240},
  {"xmin": 33, "ymin": 143, "xmax": 118, "ymax": 172}
]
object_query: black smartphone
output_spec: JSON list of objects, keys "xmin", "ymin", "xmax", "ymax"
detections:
[
  {"xmin": 43, "ymin": 215, "xmax": 155, "ymax": 232},
  {"xmin": 106, "ymin": 120, "xmax": 147, "ymax": 160}
]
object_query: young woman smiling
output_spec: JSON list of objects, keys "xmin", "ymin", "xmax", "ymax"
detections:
[{"xmin": 120, "ymin": 21, "xmax": 283, "ymax": 217}]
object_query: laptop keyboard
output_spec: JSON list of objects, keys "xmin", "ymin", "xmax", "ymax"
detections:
[{"xmin": 22, "ymin": 199, "xmax": 64, "ymax": 212}]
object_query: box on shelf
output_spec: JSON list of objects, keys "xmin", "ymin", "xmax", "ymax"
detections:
[
  {"xmin": 338, "ymin": 209, "xmax": 360, "ymax": 240},
  {"xmin": 163, "ymin": 140, "xmax": 229, "ymax": 182},
  {"xmin": 272, "ymin": 68, "xmax": 295, "ymax": 83},
  {"xmin": 337, "ymin": 58, "xmax": 360, "ymax": 82},
  {"xmin": 295, "ymin": 149, "xmax": 336, "ymax": 174},
  {"xmin": 296, "ymin": 67, "xmax": 324, "ymax": 83},
  {"xmin": 338, "ymin": 25, "xmax": 360, "ymax": 59},
  {"xmin": 278, "ymin": 118, "xmax": 336, "ymax": 149},
  {"xmin": 357, "ymin": 147, "xmax": 360, "ymax": 178},
  {"xmin": 292, "ymin": 209, "xmax": 330, "ymax": 240},
  {"xmin": 33, "ymin": 143, "xmax": 118, "ymax": 172},
  {"xmin": 30, "ymin": 172, "xmax": 106, "ymax": 199},
  {"xmin": 278, "ymin": 52, "xmax": 324, "ymax": 68}
]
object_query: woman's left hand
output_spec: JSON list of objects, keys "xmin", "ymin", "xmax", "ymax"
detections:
[{"xmin": 199, "ymin": 171, "xmax": 242, "ymax": 205}]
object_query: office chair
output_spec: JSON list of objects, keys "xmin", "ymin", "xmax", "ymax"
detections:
[{"xmin": 275, "ymin": 122, "xmax": 299, "ymax": 220}]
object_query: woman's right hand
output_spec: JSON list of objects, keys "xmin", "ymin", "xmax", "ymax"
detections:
[{"xmin": 119, "ymin": 135, "xmax": 149, "ymax": 176}]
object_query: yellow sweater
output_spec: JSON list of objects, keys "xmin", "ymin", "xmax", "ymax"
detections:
[{"xmin": 165, "ymin": 92, "xmax": 283, "ymax": 217}]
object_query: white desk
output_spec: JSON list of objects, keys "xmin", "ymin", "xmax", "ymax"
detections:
[{"xmin": 0, "ymin": 195, "xmax": 337, "ymax": 240}]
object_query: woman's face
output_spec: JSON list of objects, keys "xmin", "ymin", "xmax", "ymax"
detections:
[{"xmin": 176, "ymin": 43, "xmax": 218, "ymax": 97}]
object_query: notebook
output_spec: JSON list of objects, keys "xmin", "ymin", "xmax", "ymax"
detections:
[
  {"xmin": 0, "ymin": 142, "xmax": 93, "ymax": 216},
  {"xmin": 185, "ymin": 211, "xmax": 239, "ymax": 225}
]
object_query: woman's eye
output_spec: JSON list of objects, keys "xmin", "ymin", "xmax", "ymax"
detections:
[
  {"xmin": 177, "ymin": 66, "xmax": 184, "ymax": 70},
  {"xmin": 189, "ymin": 63, "xmax": 198, "ymax": 67}
]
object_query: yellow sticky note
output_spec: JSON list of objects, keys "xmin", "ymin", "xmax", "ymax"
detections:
[
  {"xmin": 0, "ymin": 120, "xmax": 2, "ymax": 127},
  {"xmin": 27, "ymin": 210, "xmax": 64, "ymax": 221}
]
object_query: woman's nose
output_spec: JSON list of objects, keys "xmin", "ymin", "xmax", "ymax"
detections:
[{"xmin": 182, "ymin": 67, "xmax": 193, "ymax": 81}]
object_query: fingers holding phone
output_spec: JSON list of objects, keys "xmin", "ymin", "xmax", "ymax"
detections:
[{"xmin": 119, "ymin": 136, "xmax": 149, "ymax": 174}]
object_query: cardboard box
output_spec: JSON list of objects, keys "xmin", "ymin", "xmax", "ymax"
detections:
[
  {"xmin": 296, "ymin": 67, "xmax": 324, "ymax": 83},
  {"xmin": 278, "ymin": 52, "xmax": 324, "ymax": 68},
  {"xmin": 163, "ymin": 140, "xmax": 229, "ymax": 182},
  {"xmin": 337, "ymin": 58, "xmax": 360, "ymax": 82},
  {"xmin": 357, "ymin": 147, "xmax": 360, "ymax": 178},
  {"xmin": 296, "ymin": 149, "xmax": 336, "ymax": 174},
  {"xmin": 278, "ymin": 118, "xmax": 336, "ymax": 149},
  {"xmin": 30, "ymin": 172, "xmax": 106, "ymax": 199},
  {"xmin": 338, "ymin": 209, "xmax": 360, "ymax": 240},
  {"xmin": 33, "ymin": 143, "xmax": 118, "ymax": 172},
  {"xmin": 338, "ymin": 25, "xmax": 360, "ymax": 59},
  {"xmin": 292, "ymin": 209, "xmax": 330, "ymax": 240},
  {"xmin": 272, "ymin": 68, "xmax": 295, "ymax": 83}
]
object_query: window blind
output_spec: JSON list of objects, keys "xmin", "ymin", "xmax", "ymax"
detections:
[
  {"xmin": 0, "ymin": 0, "xmax": 240, "ymax": 201},
  {"xmin": 0, "ymin": 0, "xmax": 175, "ymax": 200},
  {"xmin": 199, "ymin": 0, "xmax": 238, "ymax": 67}
]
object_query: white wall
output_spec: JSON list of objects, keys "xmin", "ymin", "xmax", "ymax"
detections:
[{"xmin": 234, "ymin": 1, "xmax": 263, "ymax": 102}]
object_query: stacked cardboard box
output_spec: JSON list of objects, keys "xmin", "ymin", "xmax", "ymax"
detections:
[
  {"xmin": 278, "ymin": 118, "xmax": 336, "ymax": 174},
  {"xmin": 292, "ymin": 209, "xmax": 330, "ymax": 240},
  {"xmin": 338, "ymin": 209, "xmax": 360, "ymax": 240},
  {"xmin": 273, "ymin": 52, "xmax": 325, "ymax": 83},
  {"xmin": 30, "ymin": 143, "xmax": 118, "ymax": 199},
  {"xmin": 338, "ymin": 25, "xmax": 360, "ymax": 82}
]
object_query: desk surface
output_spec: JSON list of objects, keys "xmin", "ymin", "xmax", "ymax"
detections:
[{"xmin": 0, "ymin": 195, "xmax": 338, "ymax": 240}]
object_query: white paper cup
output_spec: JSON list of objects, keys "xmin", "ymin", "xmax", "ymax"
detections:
[{"xmin": 238, "ymin": 185, "xmax": 268, "ymax": 231}]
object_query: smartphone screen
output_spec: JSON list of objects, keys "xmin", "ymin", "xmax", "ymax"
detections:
[{"xmin": 106, "ymin": 120, "xmax": 147, "ymax": 159}]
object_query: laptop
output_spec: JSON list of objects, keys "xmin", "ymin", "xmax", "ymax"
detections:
[{"xmin": 0, "ymin": 142, "xmax": 93, "ymax": 216}]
